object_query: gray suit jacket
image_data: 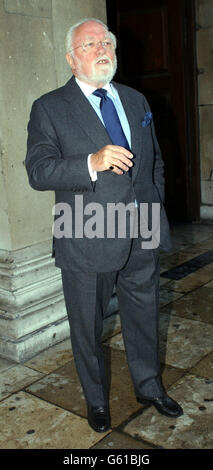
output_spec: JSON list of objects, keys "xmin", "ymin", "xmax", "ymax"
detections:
[{"xmin": 26, "ymin": 76, "xmax": 172, "ymax": 271}]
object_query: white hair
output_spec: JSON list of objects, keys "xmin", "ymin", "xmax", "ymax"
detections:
[{"xmin": 65, "ymin": 18, "xmax": 117, "ymax": 55}]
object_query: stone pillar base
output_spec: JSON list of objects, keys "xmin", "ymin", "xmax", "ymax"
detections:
[
  {"xmin": 0, "ymin": 241, "xmax": 68, "ymax": 362},
  {"xmin": 0, "ymin": 241, "xmax": 118, "ymax": 363},
  {"xmin": 200, "ymin": 205, "xmax": 213, "ymax": 221}
]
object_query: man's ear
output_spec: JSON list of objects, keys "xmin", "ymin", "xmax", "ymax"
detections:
[{"xmin": 66, "ymin": 53, "xmax": 75, "ymax": 71}]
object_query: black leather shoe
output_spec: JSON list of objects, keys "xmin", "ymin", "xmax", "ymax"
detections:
[
  {"xmin": 137, "ymin": 394, "xmax": 183, "ymax": 418},
  {"xmin": 87, "ymin": 406, "xmax": 110, "ymax": 433}
]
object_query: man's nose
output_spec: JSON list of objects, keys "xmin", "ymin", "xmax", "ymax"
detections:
[{"xmin": 96, "ymin": 41, "xmax": 105, "ymax": 51}]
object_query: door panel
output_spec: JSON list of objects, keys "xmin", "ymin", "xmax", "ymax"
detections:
[{"xmin": 107, "ymin": 0, "xmax": 200, "ymax": 221}]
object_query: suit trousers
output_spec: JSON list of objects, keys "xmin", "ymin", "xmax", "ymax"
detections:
[{"xmin": 61, "ymin": 235, "xmax": 163, "ymax": 408}]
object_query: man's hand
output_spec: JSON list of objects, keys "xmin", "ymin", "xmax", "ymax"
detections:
[{"xmin": 90, "ymin": 145, "xmax": 133, "ymax": 175}]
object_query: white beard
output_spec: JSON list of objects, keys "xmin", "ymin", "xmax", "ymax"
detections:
[{"xmin": 74, "ymin": 54, "xmax": 117, "ymax": 86}]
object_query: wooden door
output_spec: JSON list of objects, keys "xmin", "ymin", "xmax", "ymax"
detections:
[{"xmin": 106, "ymin": 0, "xmax": 200, "ymax": 221}]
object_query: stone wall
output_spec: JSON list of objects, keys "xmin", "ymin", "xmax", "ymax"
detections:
[
  {"xmin": 0, "ymin": 0, "xmax": 107, "ymax": 362},
  {"xmin": 196, "ymin": 0, "xmax": 213, "ymax": 220},
  {"xmin": 0, "ymin": 0, "xmax": 106, "ymax": 251}
]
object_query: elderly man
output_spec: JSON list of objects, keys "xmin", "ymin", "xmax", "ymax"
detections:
[{"xmin": 26, "ymin": 18, "xmax": 183, "ymax": 433}]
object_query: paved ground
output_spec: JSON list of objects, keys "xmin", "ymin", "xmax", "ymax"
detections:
[{"xmin": 0, "ymin": 223, "xmax": 213, "ymax": 450}]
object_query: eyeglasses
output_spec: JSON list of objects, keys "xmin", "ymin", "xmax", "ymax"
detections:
[{"xmin": 70, "ymin": 39, "xmax": 115, "ymax": 54}]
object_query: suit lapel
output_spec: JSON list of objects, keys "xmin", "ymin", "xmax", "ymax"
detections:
[
  {"xmin": 63, "ymin": 77, "xmax": 143, "ymax": 182},
  {"xmin": 63, "ymin": 77, "xmax": 112, "ymax": 150}
]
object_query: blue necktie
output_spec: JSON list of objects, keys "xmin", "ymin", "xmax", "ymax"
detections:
[{"xmin": 93, "ymin": 88, "xmax": 130, "ymax": 151}]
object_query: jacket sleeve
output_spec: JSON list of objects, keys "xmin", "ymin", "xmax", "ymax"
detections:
[
  {"xmin": 25, "ymin": 99, "xmax": 94, "ymax": 192},
  {"xmin": 143, "ymin": 97, "xmax": 165, "ymax": 203}
]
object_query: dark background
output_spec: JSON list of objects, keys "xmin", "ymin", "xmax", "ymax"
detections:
[{"xmin": 106, "ymin": 0, "xmax": 200, "ymax": 222}]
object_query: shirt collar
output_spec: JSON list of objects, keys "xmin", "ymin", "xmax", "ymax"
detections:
[{"xmin": 75, "ymin": 77, "xmax": 116, "ymax": 99}]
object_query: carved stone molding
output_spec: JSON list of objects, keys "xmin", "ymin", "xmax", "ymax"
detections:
[
  {"xmin": 0, "ymin": 240, "xmax": 69, "ymax": 362},
  {"xmin": 0, "ymin": 240, "xmax": 118, "ymax": 362}
]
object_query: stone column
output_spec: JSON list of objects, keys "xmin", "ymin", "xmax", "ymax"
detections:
[
  {"xmin": 0, "ymin": 0, "xmax": 110, "ymax": 362},
  {"xmin": 196, "ymin": 0, "xmax": 213, "ymax": 220}
]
